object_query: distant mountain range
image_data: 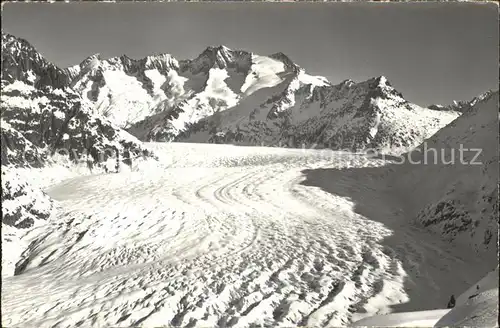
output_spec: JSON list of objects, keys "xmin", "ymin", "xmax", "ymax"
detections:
[{"xmin": 2, "ymin": 32, "xmax": 464, "ymax": 154}]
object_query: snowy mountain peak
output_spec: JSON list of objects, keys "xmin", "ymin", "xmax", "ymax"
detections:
[
  {"xmin": 143, "ymin": 53, "xmax": 179, "ymax": 70},
  {"xmin": 79, "ymin": 53, "xmax": 101, "ymax": 67},
  {"xmin": 64, "ymin": 54, "xmax": 102, "ymax": 84},
  {"xmin": 468, "ymin": 89, "xmax": 498, "ymax": 108},
  {"xmin": 427, "ymin": 89, "xmax": 498, "ymax": 114},
  {"xmin": 196, "ymin": 45, "xmax": 232, "ymax": 67},
  {"xmin": 376, "ymin": 75, "xmax": 389, "ymax": 86},
  {"xmin": 178, "ymin": 45, "xmax": 253, "ymax": 75},
  {"xmin": 204, "ymin": 44, "xmax": 232, "ymax": 53},
  {"xmin": 78, "ymin": 53, "xmax": 102, "ymax": 73},
  {"xmin": 1, "ymin": 32, "xmax": 70, "ymax": 88},
  {"xmin": 1, "ymin": 33, "xmax": 38, "ymax": 57},
  {"xmin": 339, "ymin": 78, "xmax": 355, "ymax": 88},
  {"xmin": 360, "ymin": 75, "xmax": 406, "ymax": 102},
  {"xmin": 269, "ymin": 52, "xmax": 299, "ymax": 71}
]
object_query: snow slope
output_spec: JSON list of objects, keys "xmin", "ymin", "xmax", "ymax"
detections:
[
  {"xmin": 351, "ymin": 267, "xmax": 499, "ymax": 327},
  {"xmin": 1, "ymin": 170, "xmax": 56, "ymax": 277},
  {"xmin": 392, "ymin": 90, "xmax": 499, "ymax": 254},
  {"xmin": 436, "ymin": 266, "xmax": 499, "ymax": 327},
  {"xmin": 350, "ymin": 309, "xmax": 452, "ymax": 327},
  {"xmin": 2, "ymin": 143, "xmax": 492, "ymax": 328},
  {"xmin": 296, "ymin": 90, "xmax": 498, "ymax": 323},
  {"xmin": 342, "ymin": 91, "xmax": 500, "ymax": 327},
  {"xmin": 436, "ymin": 289, "xmax": 498, "ymax": 327}
]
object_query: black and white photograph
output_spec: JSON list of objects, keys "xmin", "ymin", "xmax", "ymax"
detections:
[{"xmin": 1, "ymin": 1, "xmax": 498, "ymax": 327}]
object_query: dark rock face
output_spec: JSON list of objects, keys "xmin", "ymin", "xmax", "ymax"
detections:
[
  {"xmin": 1, "ymin": 33, "xmax": 70, "ymax": 89},
  {"xmin": 1, "ymin": 121, "xmax": 47, "ymax": 168}
]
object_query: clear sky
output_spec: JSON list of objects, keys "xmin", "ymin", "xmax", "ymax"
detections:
[{"xmin": 1, "ymin": 2, "xmax": 498, "ymax": 106}]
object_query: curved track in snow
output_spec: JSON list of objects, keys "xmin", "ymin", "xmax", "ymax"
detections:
[{"xmin": 1, "ymin": 143, "xmax": 488, "ymax": 328}]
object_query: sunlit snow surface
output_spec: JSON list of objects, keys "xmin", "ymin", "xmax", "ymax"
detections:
[
  {"xmin": 351, "ymin": 267, "xmax": 499, "ymax": 327},
  {"xmin": 1, "ymin": 143, "xmax": 491, "ymax": 328}
]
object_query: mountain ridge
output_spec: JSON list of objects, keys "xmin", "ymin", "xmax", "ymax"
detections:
[{"xmin": 0, "ymin": 32, "xmax": 476, "ymax": 155}]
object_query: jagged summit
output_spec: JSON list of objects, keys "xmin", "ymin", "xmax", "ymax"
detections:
[
  {"xmin": 357, "ymin": 75, "xmax": 406, "ymax": 102},
  {"xmin": 362, "ymin": 75, "xmax": 391, "ymax": 88},
  {"xmin": 427, "ymin": 89, "xmax": 498, "ymax": 114},
  {"xmin": 468, "ymin": 89, "xmax": 498, "ymax": 108},
  {"xmin": 143, "ymin": 53, "xmax": 179, "ymax": 70},
  {"xmin": 327, "ymin": 76, "xmax": 394, "ymax": 95},
  {"xmin": 203, "ymin": 45, "xmax": 232, "ymax": 53},
  {"xmin": 375, "ymin": 75, "xmax": 389, "ymax": 86},
  {"xmin": 64, "ymin": 54, "xmax": 101, "ymax": 81},
  {"xmin": 115, "ymin": 53, "xmax": 178, "ymax": 71},
  {"xmin": 199, "ymin": 45, "xmax": 237, "ymax": 69},
  {"xmin": 1, "ymin": 32, "xmax": 69, "ymax": 88},
  {"xmin": 1, "ymin": 33, "xmax": 39, "ymax": 57},
  {"xmin": 79, "ymin": 53, "xmax": 101, "ymax": 66},
  {"xmin": 78, "ymin": 53, "xmax": 101, "ymax": 72},
  {"xmin": 269, "ymin": 52, "xmax": 299, "ymax": 71},
  {"xmin": 183, "ymin": 46, "xmax": 302, "ymax": 73},
  {"xmin": 178, "ymin": 45, "xmax": 253, "ymax": 74},
  {"xmin": 1, "ymin": 32, "xmax": 459, "ymax": 154},
  {"xmin": 67, "ymin": 52, "xmax": 179, "ymax": 78}
]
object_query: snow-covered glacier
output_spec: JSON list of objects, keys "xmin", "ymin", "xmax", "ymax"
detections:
[{"xmin": 3, "ymin": 143, "xmax": 495, "ymax": 327}]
